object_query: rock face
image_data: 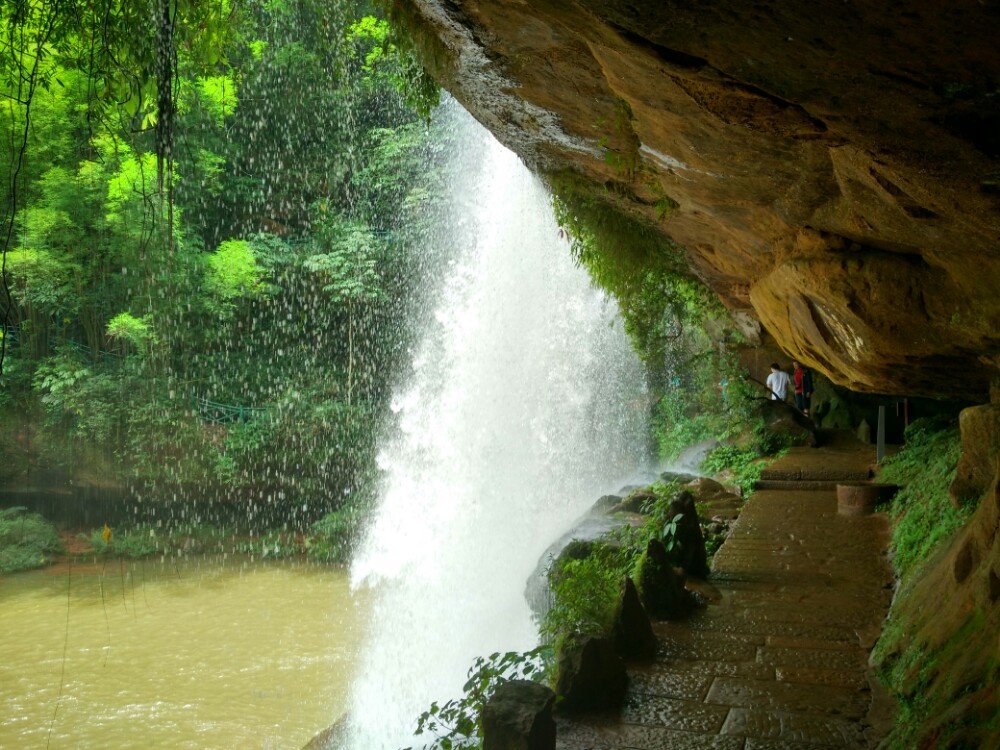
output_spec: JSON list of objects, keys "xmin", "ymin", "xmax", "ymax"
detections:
[
  {"xmin": 874, "ymin": 446, "xmax": 1000, "ymax": 748},
  {"xmin": 392, "ymin": 0, "xmax": 1000, "ymax": 399},
  {"xmin": 950, "ymin": 404, "xmax": 1000, "ymax": 505},
  {"xmin": 481, "ymin": 680, "xmax": 556, "ymax": 750}
]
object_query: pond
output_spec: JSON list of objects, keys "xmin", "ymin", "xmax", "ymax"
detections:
[{"xmin": 0, "ymin": 557, "xmax": 369, "ymax": 749}]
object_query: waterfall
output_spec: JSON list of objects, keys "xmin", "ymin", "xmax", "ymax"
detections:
[{"xmin": 345, "ymin": 104, "xmax": 648, "ymax": 749}]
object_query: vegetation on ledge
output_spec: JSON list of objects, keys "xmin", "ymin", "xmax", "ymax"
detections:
[{"xmin": 871, "ymin": 417, "xmax": 981, "ymax": 750}]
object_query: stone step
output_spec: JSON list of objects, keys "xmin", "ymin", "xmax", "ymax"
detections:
[
  {"xmin": 753, "ymin": 479, "xmax": 846, "ymax": 491},
  {"xmin": 758, "ymin": 468, "xmax": 871, "ymax": 482}
]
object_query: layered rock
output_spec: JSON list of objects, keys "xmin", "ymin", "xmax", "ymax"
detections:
[{"xmin": 391, "ymin": 0, "xmax": 1000, "ymax": 399}]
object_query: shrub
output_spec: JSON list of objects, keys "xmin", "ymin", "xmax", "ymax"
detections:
[
  {"xmin": 701, "ymin": 444, "xmax": 774, "ymax": 497},
  {"xmin": 304, "ymin": 501, "xmax": 366, "ymax": 563},
  {"xmin": 0, "ymin": 507, "xmax": 63, "ymax": 573},
  {"xmin": 408, "ymin": 647, "xmax": 551, "ymax": 750}
]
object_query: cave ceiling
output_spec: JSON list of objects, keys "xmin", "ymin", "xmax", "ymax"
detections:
[{"xmin": 395, "ymin": 0, "xmax": 1000, "ymax": 399}]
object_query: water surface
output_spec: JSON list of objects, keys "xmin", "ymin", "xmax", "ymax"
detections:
[{"xmin": 1, "ymin": 557, "xmax": 368, "ymax": 749}]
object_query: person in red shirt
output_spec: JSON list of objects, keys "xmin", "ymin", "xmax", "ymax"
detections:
[{"xmin": 792, "ymin": 360, "xmax": 813, "ymax": 416}]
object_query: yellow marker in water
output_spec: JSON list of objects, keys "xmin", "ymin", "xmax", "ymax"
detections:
[{"xmin": 102, "ymin": 523, "xmax": 112, "ymax": 546}]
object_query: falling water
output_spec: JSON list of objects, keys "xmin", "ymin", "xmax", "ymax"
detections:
[{"xmin": 346, "ymin": 104, "xmax": 648, "ymax": 749}]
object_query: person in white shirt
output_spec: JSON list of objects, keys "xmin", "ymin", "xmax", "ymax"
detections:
[{"xmin": 765, "ymin": 362, "xmax": 791, "ymax": 401}]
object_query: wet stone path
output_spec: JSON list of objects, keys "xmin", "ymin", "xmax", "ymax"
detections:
[{"xmin": 557, "ymin": 444, "xmax": 895, "ymax": 750}]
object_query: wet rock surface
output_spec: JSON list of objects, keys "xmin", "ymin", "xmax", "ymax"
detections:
[
  {"xmin": 662, "ymin": 490, "xmax": 710, "ymax": 578},
  {"xmin": 611, "ymin": 576, "xmax": 656, "ymax": 662},
  {"xmin": 556, "ymin": 635, "xmax": 629, "ymax": 713},
  {"xmin": 483, "ymin": 680, "xmax": 557, "ymax": 750},
  {"xmin": 556, "ymin": 446, "xmax": 894, "ymax": 749}
]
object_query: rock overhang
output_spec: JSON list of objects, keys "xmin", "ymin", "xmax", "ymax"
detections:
[{"xmin": 391, "ymin": 0, "xmax": 1000, "ymax": 400}]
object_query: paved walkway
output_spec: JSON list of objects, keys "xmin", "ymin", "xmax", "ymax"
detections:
[{"xmin": 557, "ymin": 441, "xmax": 895, "ymax": 749}]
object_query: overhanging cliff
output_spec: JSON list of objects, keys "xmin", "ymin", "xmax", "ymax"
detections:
[{"xmin": 392, "ymin": 0, "xmax": 1000, "ymax": 399}]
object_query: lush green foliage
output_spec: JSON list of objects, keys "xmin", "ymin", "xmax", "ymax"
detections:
[
  {"xmin": 0, "ymin": 507, "xmax": 63, "ymax": 573},
  {"xmin": 870, "ymin": 418, "xmax": 979, "ymax": 749},
  {"xmin": 548, "ymin": 178, "xmax": 768, "ymax": 466},
  {"xmin": 0, "ymin": 0, "xmax": 445, "ymax": 556},
  {"xmin": 541, "ymin": 544, "xmax": 626, "ymax": 642},
  {"xmin": 877, "ymin": 418, "xmax": 970, "ymax": 581},
  {"xmin": 304, "ymin": 502, "xmax": 367, "ymax": 563},
  {"xmin": 83, "ymin": 522, "xmax": 304, "ymax": 559},
  {"xmin": 542, "ymin": 481, "xmax": 690, "ymax": 643},
  {"xmin": 407, "ymin": 647, "xmax": 551, "ymax": 750}
]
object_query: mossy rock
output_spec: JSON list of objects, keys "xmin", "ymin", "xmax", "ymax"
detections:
[{"xmin": 634, "ymin": 538, "xmax": 695, "ymax": 620}]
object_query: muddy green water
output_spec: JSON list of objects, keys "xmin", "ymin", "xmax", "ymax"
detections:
[{"xmin": 0, "ymin": 557, "xmax": 369, "ymax": 749}]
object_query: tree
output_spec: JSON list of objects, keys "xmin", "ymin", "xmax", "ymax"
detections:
[{"xmin": 304, "ymin": 215, "xmax": 387, "ymax": 405}]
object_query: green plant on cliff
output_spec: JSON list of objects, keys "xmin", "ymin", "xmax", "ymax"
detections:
[
  {"xmin": 878, "ymin": 418, "xmax": 970, "ymax": 580},
  {"xmin": 541, "ymin": 481, "xmax": 690, "ymax": 644},
  {"xmin": 548, "ymin": 176, "xmax": 749, "ymax": 463},
  {"xmin": 541, "ymin": 545, "xmax": 626, "ymax": 642}
]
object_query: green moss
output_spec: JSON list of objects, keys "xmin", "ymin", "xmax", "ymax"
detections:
[
  {"xmin": 541, "ymin": 545, "xmax": 625, "ymax": 642},
  {"xmin": 872, "ymin": 418, "xmax": 991, "ymax": 748},
  {"xmin": 878, "ymin": 418, "xmax": 970, "ymax": 580}
]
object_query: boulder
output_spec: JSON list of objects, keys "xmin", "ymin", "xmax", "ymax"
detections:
[
  {"xmin": 949, "ymin": 404, "xmax": 1000, "ymax": 506},
  {"xmin": 589, "ymin": 494, "xmax": 622, "ymax": 514},
  {"xmin": 857, "ymin": 418, "xmax": 872, "ymax": 444},
  {"xmin": 663, "ymin": 490, "xmax": 711, "ymax": 578},
  {"xmin": 659, "ymin": 470, "xmax": 698, "ymax": 485},
  {"xmin": 301, "ymin": 715, "xmax": 350, "ymax": 749},
  {"xmin": 760, "ymin": 399, "xmax": 818, "ymax": 447},
  {"xmin": 482, "ymin": 680, "xmax": 556, "ymax": 750},
  {"xmin": 527, "ymin": 513, "xmax": 639, "ymax": 620},
  {"xmin": 608, "ymin": 489, "xmax": 656, "ymax": 514},
  {"xmin": 684, "ymin": 476, "xmax": 727, "ymax": 501},
  {"xmin": 612, "ymin": 576, "xmax": 656, "ymax": 661},
  {"xmin": 635, "ymin": 538, "xmax": 695, "ymax": 620},
  {"xmin": 555, "ymin": 635, "xmax": 627, "ymax": 712}
]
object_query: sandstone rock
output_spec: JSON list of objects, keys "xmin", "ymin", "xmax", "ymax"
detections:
[
  {"xmin": 611, "ymin": 576, "xmax": 656, "ymax": 661},
  {"xmin": 392, "ymin": 0, "xmax": 1000, "ymax": 399},
  {"xmin": 482, "ymin": 680, "xmax": 556, "ymax": 750},
  {"xmin": 684, "ymin": 476, "xmax": 728, "ymax": 501},
  {"xmin": 949, "ymin": 404, "xmax": 1000, "ymax": 506},
  {"xmin": 870, "ymin": 450, "xmax": 1000, "ymax": 748},
  {"xmin": 635, "ymin": 538, "xmax": 695, "ymax": 620},
  {"xmin": 555, "ymin": 635, "xmax": 628, "ymax": 712},
  {"xmin": 301, "ymin": 715, "xmax": 349, "ymax": 749}
]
